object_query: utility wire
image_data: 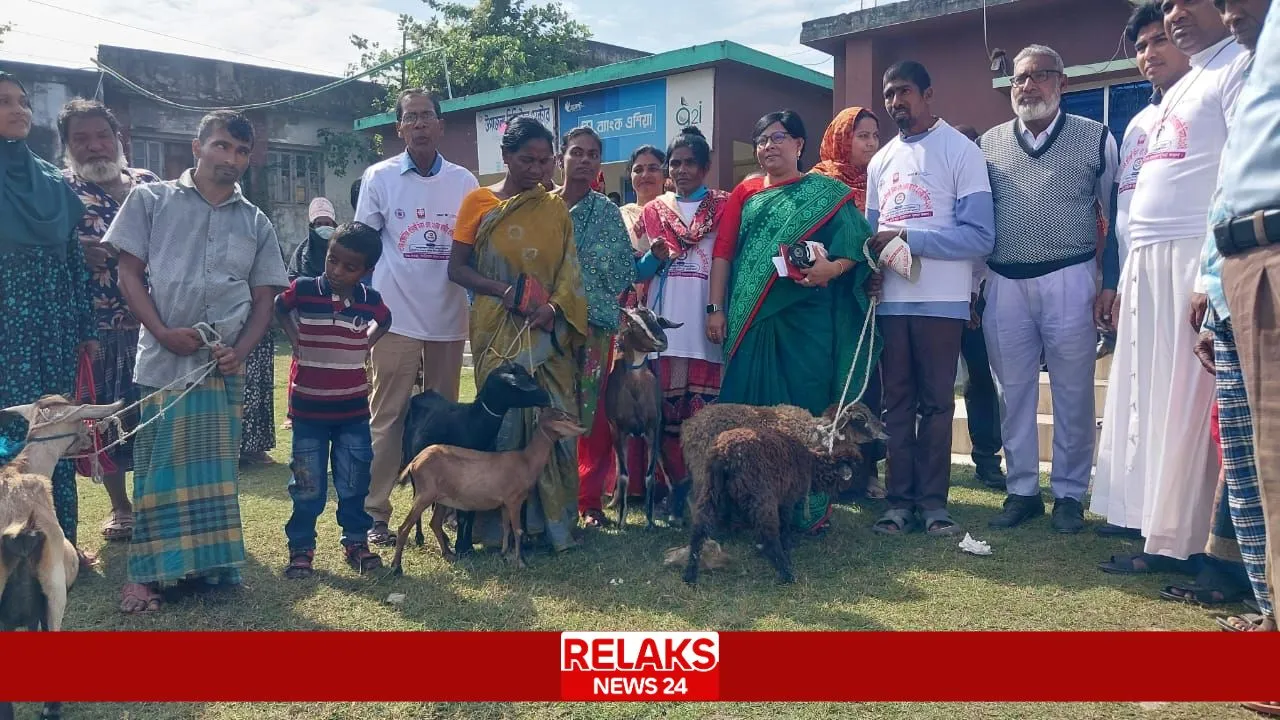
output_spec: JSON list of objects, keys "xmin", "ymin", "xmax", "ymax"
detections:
[
  {"xmin": 23, "ymin": 0, "xmax": 340, "ymax": 76},
  {"xmin": 91, "ymin": 45, "xmax": 436, "ymax": 112}
]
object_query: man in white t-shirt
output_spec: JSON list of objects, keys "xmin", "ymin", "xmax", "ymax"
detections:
[
  {"xmin": 1093, "ymin": 0, "xmax": 1249, "ymax": 575},
  {"xmin": 354, "ymin": 88, "xmax": 480, "ymax": 545},
  {"xmin": 865, "ymin": 61, "xmax": 996, "ymax": 539},
  {"xmin": 1091, "ymin": 1, "xmax": 1191, "ymax": 541}
]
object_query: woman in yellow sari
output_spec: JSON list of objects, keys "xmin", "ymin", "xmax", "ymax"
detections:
[{"xmin": 447, "ymin": 117, "xmax": 588, "ymax": 553}]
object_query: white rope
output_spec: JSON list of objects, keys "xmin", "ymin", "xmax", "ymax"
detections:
[
  {"xmin": 824, "ymin": 241, "xmax": 881, "ymax": 454},
  {"xmin": 53, "ymin": 323, "xmax": 225, "ymax": 461}
]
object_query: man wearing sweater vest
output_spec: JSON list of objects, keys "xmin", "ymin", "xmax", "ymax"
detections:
[
  {"xmin": 977, "ymin": 45, "xmax": 1119, "ymax": 533},
  {"xmin": 1094, "ymin": 0, "xmax": 1250, "ymax": 574},
  {"xmin": 354, "ymin": 89, "xmax": 480, "ymax": 546},
  {"xmin": 866, "ymin": 61, "xmax": 996, "ymax": 538}
]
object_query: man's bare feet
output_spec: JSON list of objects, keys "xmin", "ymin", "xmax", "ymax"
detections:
[{"xmin": 119, "ymin": 583, "xmax": 162, "ymax": 613}]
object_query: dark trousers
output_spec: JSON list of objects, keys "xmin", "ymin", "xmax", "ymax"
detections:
[
  {"xmin": 881, "ymin": 315, "xmax": 965, "ymax": 513},
  {"xmin": 960, "ymin": 293, "xmax": 1003, "ymax": 474},
  {"xmin": 286, "ymin": 419, "xmax": 375, "ymax": 551}
]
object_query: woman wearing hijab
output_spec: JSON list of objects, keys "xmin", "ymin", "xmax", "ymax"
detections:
[
  {"xmin": 810, "ymin": 106, "xmax": 887, "ymax": 499},
  {"xmin": 0, "ymin": 71, "xmax": 97, "ymax": 556}
]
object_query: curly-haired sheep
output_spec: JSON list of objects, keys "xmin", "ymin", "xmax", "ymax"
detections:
[
  {"xmin": 683, "ymin": 426, "xmax": 860, "ymax": 585},
  {"xmin": 679, "ymin": 402, "xmax": 885, "ymax": 505}
]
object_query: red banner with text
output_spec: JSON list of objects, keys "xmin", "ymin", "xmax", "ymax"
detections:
[{"xmin": 3, "ymin": 631, "xmax": 1279, "ymax": 702}]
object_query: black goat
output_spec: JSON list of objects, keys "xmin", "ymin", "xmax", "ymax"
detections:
[
  {"xmin": 399, "ymin": 361, "xmax": 550, "ymax": 555},
  {"xmin": 0, "ymin": 523, "xmax": 61, "ymax": 720},
  {"xmin": 604, "ymin": 306, "xmax": 682, "ymax": 530}
]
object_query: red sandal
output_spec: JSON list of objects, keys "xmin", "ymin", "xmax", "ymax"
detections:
[
  {"xmin": 284, "ymin": 549, "xmax": 314, "ymax": 579},
  {"xmin": 344, "ymin": 543, "xmax": 383, "ymax": 574}
]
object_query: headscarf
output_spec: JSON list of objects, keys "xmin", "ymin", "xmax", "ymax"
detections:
[
  {"xmin": 0, "ymin": 73, "xmax": 84, "ymax": 256},
  {"xmin": 811, "ymin": 106, "xmax": 873, "ymax": 212}
]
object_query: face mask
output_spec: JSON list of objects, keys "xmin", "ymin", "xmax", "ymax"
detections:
[{"xmin": 314, "ymin": 225, "xmax": 336, "ymax": 240}]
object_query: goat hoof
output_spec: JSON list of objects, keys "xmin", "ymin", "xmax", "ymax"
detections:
[
  {"xmin": 391, "ymin": 565, "xmax": 403, "ymax": 577},
  {"xmin": 777, "ymin": 572, "xmax": 796, "ymax": 585},
  {"xmin": 681, "ymin": 570, "xmax": 698, "ymax": 585},
  {"xmin": 442, "ymin": 551, "xmax": 457, "ymax": 564}
]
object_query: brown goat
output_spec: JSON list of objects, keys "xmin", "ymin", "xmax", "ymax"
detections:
[
  {"xmin": 1, "ymin": 395, "xmax": 122, "ymax": 720},
  {"xmin": 683, "ymin": 426, "xmax": 860, "ymax": 585},
  {"xmin": 390, "ymin": 408, "xmax": 586, "ymax": 572},
  {"xmin": 603, "ymin": 306, "xmax": 681, "ymax": 530},
  {"xmin": 680, "ymin": 402, "xmax": 886, "ymax": 498}
]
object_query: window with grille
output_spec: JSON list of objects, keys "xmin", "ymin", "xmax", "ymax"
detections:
[
  {"xmin": 131, "ymin": 139, "xmax": 166, "ymax": 178},
  {"xmin": 266, "ymin": 150, "xmax": 324, "ymax": 205},
  {"xmin": 1062, "ymin": 79, "xmax": 1153, "ymax": 144}
]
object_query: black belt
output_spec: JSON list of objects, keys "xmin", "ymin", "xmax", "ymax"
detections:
[{"xmin": 1214, "ymin": 208, "xmax": 1280, "ymax": 257}]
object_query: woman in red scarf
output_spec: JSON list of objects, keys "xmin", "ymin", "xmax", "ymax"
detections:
[{"xmin": 810, "ymin": 106, "xmax": 881, "ymax": 212}]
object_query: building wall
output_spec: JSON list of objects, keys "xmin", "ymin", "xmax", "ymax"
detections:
[
  {"xmin": 712, "ymin": 63, "xmax": 833, "ymax": 188},
  {"xmin": 831, "ymin": 0, "xmax": 1135, "ymax": 133}
]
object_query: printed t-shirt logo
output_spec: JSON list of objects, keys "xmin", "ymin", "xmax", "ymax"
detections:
[
  {"xmin": 1145, "ymin": 115, "xmax": 1189, "ymax": 162},
  {"xmin": 397, "ymin": 214, "xmax": 456, "ymax": 260},
  {"xmin": 394, "ymin": 208, "xmax": 406, "ymax": 219},
  {"xmin": 667, "ymin": 247, "xmax": 710, "ymax": 281},
  {"xmin": 880, "ymin": 180, "xmax": 934, "ymax": 223},
  {"xmin": 1118, "ymin": 133, "xmax": 1149, "ymax": 194}
]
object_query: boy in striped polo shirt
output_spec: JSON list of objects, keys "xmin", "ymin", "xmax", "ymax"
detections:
[{"xmin": 276, "ymin": 222, "xmax": 392, "ymax": 577}]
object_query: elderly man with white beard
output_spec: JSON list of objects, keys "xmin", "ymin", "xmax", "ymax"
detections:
[
  {"xmin": 977, "ymin": 44, "xmax": 1118, "ymax": 533},
  {"xmin": 58, "ymin": 99, "xmax": 160, "ymax": 544}
]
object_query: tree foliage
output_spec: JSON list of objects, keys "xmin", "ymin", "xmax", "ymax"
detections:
[
  {"xmin": 0, "ymin": 23, "xmax": 11, "ymax": 47},
  {"xmin": 348, "ymin": 0, "xmax": 593, "ymax": 101}
]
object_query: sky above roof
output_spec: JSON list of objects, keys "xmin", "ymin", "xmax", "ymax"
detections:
[{"xmin": 0, "ymin": 0, "xmax": 906, "ymax": 83}]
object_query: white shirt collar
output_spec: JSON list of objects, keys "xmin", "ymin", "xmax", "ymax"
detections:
[
  {"xmin": 1190, "ymin": 35, "xmax": 1236, "ymax": 67},
  {"xmin": 1017, "ymin": 110, "xmax": 1062, "ymax": 149}
]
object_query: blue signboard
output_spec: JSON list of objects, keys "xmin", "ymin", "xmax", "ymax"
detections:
[{"xmin": 559, "ymin": 78, "xmax": 666, "ymax": 164}]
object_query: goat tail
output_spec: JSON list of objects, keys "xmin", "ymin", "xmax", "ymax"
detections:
[
  {"xmin": 1, "ymin": 518, "xmax": 45, "ymax": 560},
  {"xmin": 396, "ymin": 464, "xmax": 415, "ymax": 489}
]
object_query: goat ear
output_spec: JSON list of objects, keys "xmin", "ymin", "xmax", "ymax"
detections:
[
  {"xmin": 68, "ymin": 401, "xmax": 125, "ymax": 421},
  {"xmin": 0, "ymin": 403, "xmax": 35, "ymax": 420}
]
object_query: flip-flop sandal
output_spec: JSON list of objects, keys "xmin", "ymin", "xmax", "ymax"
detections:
[
  {"xmin": 344, "ymin": 545, "xmax": 383, "ymax": 574},
  {"xmin": 582, "ymin": 510, "xmax": 609, "ymax": 529},
  {"xmin": 1216, "ymin": 613, "xmax": 1266, "ymax": 632},
  {"xmin": 101, "ymin": 510, "xmax": 135, "ymax": 541},
  {"xmin": 872, "ymin": 509, "xmax": 915, "ymax": 536},
  {"xmin": 367, "ymin": 523, "xmax": 395, "ymax": 547},
  {"xmin": 921, "ymin": 509, "xmax": 964, "ymax": 537},
  {"xmin": 1242, "ymin": 701, "xmax": 1280, "ymax": 717},
  {"xmin": 1159, "ymin": 583, "xmax": 1249, "ymax": 607},
  {"xmin": 1098, "ymin": 552, "xmax": 1187, "ymax": 575}
]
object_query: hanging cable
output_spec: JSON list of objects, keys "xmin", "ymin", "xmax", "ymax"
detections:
[{"xmin": 90, "ymin": 45, "xmax": 442, "ymax": 113}]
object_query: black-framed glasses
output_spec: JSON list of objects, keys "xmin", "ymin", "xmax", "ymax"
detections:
[
  {"xmin": 755, "ymin": 131, "xmax": 793, "ymax": 148},
  {"xmin": 400, "ymin": 111, "xmax": 439, "ymax": 125},
  {"xmin": 1011, "ymin": 69, "xmax": 1062, "ymax": 87}
]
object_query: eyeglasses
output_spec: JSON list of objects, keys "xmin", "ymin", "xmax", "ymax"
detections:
[
  {"xmin": 755, "ymin": 131, "xmax": 793, "ymax": 148},
  {"xmin": 400, "ymin": 111, "xmax": 438, "ymax": 125},
  {"xmin": 1010, "ymin": 69, "xmax": 1062, "ymax": 87}
]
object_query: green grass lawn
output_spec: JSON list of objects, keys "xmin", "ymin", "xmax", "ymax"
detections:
[{"xmin": 40, "ymin": 344, "xmax": 1259, "ymax": 719}]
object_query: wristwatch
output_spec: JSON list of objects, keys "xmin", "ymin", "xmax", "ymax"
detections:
[{"xmin": 706, "ymin": 304, "xmax": 721, "ymax": 314}]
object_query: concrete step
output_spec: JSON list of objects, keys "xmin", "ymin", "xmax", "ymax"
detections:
[
  {"xmin": 953, "ymin": 399, "xmax": 1100, "ymax": 464},
  {"xmin": 1036, "ymin": 373, "xmax": 1109, "ymax": 416}
]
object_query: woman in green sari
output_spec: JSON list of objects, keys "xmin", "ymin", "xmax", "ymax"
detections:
[
  {"xmin": 707, "ymin": 110, "xmax": 881, "ymax": 531},
  {"xmin": 447, "ymin": 117, "xmax": 588, "ymax": 553}
]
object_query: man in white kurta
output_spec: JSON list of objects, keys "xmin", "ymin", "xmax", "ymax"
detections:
[
  {"xmin": 1094, "ymin": 0, "xmax": 1250, "ymax": 572},
  {"xmin": 1090, "ymin": 1, "xmax": 1191, "ymax": 540}
]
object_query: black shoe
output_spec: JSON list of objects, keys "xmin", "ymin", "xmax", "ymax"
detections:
[
  {"xmin": 1052, "ymin": 497, "xmax": 1086, "ymax": 534},
  {"xmin": 988, "ymin": 494, "xmax": 1045, "ymax": 529},
  {"xmin": 975, "ymin": 465, "xmax": 1007, "ymax": 490},
  {"xmin": 1095, "ymin": 523, "xmax": 1143, "ymax": 539}
]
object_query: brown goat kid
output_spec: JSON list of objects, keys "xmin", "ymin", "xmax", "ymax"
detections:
[
  {"xmin": 390, "ymin": 409, "xmax": 586, "ymax": 572},
  {"xmin": 1, "ymin": 395, "xmax": 122, "ymax": 720},
  {"xmin": 604, "ymin": 306, "xmax": 681, "ymax": 530},
  {"xmin": 680, "ymin": 402, "xmax": 886, "ymax": 499},
  {"xmin": 683, "ymin": 426, "xmax": 860, "ymax": 586}
]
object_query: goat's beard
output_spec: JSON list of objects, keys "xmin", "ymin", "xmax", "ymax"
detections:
[
  {"xmin": 68, "ymin": 145, "xmax": 127, "ymax": 185},
  {"xmin": 1013, "ymin": 96, "xmax": 1060, "ymax": 124}
]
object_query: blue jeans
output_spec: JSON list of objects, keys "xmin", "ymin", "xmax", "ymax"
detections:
[{"xmin": 285, "ymin": 419, "xmax": 375, "ymax": 551}]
